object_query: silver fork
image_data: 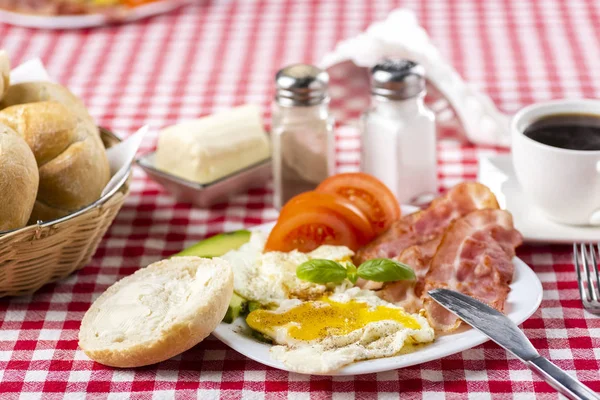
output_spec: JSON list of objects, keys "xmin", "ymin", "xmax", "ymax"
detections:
[{"xmin": 573, "ymin": 244, "xmax": 600, "ymax": 315}]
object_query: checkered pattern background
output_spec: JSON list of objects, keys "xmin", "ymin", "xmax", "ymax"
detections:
[{"xmin": 1, "ymin": 0, "xmax": 600, "ymax": 398}]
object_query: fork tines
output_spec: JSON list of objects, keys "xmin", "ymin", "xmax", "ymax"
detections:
[{"xmin": 573, "ymin": 243, "xmax": 600, "ymax": 314}]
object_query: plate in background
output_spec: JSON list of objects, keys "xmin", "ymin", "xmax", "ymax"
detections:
[{"xmin": 0, "ymin": 0, "xmax": 191, "ymax": 29}]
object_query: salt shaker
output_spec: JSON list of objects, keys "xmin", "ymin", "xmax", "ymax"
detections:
[
  {"xmin": 271, "ymin": 64, "xmax": 335, "ymax": 209},
  {"xmin": 361, "ymin": 59, "xmax": 437, "ymax": 204}
]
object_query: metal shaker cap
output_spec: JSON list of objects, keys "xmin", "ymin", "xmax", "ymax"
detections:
[
  {"xmin": 275, "ymin": 64, "xmax": 329, "ymax": 106},
  {"xmin": 370, "ymin": 59, "xmax": 426, "ymax": 100}
]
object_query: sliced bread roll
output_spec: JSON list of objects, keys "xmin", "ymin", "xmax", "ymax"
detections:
[{"xmin": 78, "ymin": 257, "xmax": 234, "ymax": 368}]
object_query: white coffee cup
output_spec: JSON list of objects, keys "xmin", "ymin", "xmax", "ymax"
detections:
[{"xmin": 512, "ymin": 99, "xmax": 600, "ymax": 226}]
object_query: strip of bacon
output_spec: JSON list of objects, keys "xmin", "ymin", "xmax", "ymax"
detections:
[
  {"xmin": 422, "ymin": 209, "xmax": 522, "ymax": 332},
  {"xmin": 377, "ymin": 238, "xmax": 439, "ymax": 312},
  {"xmin": 356, "ymin": 182, "xmax": 499, "ymax": 296},
  {"xmin": 354, "ymin": 182, "xmax": 499, "ymax": 265}
]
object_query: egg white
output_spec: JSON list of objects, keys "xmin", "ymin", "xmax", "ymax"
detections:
[
  {"xmin": 221, "ymin": 231, "xmax": 435, "ymax": 374},
  {"xmin": 256, "ymin": 288, "xmax": 435, "ymax": 374},
  {"xmin": 221, "ymin": 231, "xmax": 355, "ymax": 305}
]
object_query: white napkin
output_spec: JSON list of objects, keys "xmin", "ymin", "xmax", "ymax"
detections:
[
  {"xmin": 9, "ymin": 58, "xmax": 53, "ymax": 83},
  {"xmin": 100, "ymin": 126, "xmax": 147, "ymax": 197},
  {"xmin": 320, "ymin": 9, "xmax": 511, "ymax": 147},
  {"xmin": 8, "ymin": 58, "xmax": 146, "ymax": 198}
]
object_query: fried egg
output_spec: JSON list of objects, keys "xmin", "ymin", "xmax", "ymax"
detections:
[
  {"xmin": 246, "ymin": 288, "xmax": 435, "ymax": 374},
  {"xmin": 221, "ymin": 231, "xmax": 354, "ymax": 305}
]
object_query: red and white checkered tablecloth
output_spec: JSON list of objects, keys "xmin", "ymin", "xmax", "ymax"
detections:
[{"xmin": 1, "ymin": 0, "xmax": 600, "ymax": 399}]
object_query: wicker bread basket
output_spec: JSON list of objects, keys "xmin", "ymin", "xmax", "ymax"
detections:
[{"xmin": 0, "ymin": 128, "xmax": 130, "ymax": 297}]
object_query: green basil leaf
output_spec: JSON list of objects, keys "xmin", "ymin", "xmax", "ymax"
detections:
[
  {"xmin": 357, "ymin": 258, "xmax": 416, "ymax": 282},
  {"xmin": 296, "ymin": 259, "xmax": 348, "ymax": 284},
  {"xmin": 345, "ymin": 261, "xmax": 358, "ymax": 285}
]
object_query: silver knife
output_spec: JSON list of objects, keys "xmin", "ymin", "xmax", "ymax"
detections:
[{"xmin": 428, "ymin": 288, "xmax": 599, "ymax": 400}]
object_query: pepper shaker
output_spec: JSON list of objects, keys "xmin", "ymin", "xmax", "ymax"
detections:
[
  {"xmin": 361, "ymin": 59, "xmax": 438, "ymax": 204},
  {"xmin": 271, "ymin": 64, "xmax": 336, "ymax": 209}
]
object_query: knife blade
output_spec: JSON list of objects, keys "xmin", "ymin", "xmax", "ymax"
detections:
[{"xmin": 428, "ymin": 288, "xmax": 599, "ymax": 400}]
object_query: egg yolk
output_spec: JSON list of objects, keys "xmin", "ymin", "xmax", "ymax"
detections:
[{"xmin": 246, "ymin": 299, "xmax": 420, "ymax": 341}]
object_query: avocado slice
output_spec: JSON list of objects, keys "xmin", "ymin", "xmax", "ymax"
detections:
[
  {"xmin": 247, "ymin": 301, "xmax": 261, "ymax": 313},
  {"xmin": 222, "ymin": 292, "xmax": 248, "ymax": 323},
  {"xmin": 173, "ymin": 230, "xmax": 251, "ymax": 258}
]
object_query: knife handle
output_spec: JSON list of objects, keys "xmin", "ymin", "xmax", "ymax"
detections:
[{"xmin": 527, "ymin": 356, "xmax": 599, "ymax": 400}]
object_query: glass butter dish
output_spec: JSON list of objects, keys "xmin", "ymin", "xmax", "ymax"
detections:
[{"xmin": 137, "ymin": 152, "xmax": 271, "ymax": 208}]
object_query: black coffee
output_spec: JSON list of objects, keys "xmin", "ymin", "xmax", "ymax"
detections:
[{"xmin": 523, "ymin": 113, "xmax": 600, "ymax": 151}]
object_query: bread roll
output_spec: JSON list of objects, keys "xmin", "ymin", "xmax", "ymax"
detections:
[
  {"xmin": 0, "ymin": 101, "xmax": 110, "ymax": 222},
  {"xmin": 78, "ymin": 257, "xmax": 234, "ymax": 368},
  {"xmin": 0, "ymin": 51, "xmax": 9, "ymax": 102},
  {"xmin": 0, "ymin": 123, "xmax": 38, "ymax": 231},
  {"xmin": 0, "ymin": 81, "xmax": 94, "ymax": 125}
]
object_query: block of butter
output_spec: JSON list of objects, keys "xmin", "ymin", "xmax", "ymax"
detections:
[{"xmin": 155, "ymin": 105, "xmax": 271, "ymax": 184}]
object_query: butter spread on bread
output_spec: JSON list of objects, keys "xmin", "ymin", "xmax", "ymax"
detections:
[
  {"xmin": 155, "ymin": 105, "xmax": 271, "ymax": 184},
  {"xmin": 78, "ymin": 257, "xmax": 234, "ymax": 368}
]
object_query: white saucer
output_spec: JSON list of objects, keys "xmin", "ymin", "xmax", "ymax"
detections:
[{"xmin": 478, "ymin": 154, "xmax": 600, "ymax": 244}]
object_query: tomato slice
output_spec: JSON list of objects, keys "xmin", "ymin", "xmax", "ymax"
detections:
[
  {"xmin": 279, "ymin": 191, "xmax": 375, "ymax": 245},
  {"xmin": 316, "ymin": 172, "xmax": 401, "ymax": 235},
  {"xmin": 265, "ymin": 208, "xmax": 360, "ymax": 253}
]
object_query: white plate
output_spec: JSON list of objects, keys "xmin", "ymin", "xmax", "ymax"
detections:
[
  {"xmin": 0, "ymin": 0, "xmax": 191, "ymax": 29},
  {"xmin": 212, "ymin": 219, "xmax": 543, "ymax": 376},
  {"xmin": 478, "ymin": 154, "xmax": 600, "ymax": 244}
]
